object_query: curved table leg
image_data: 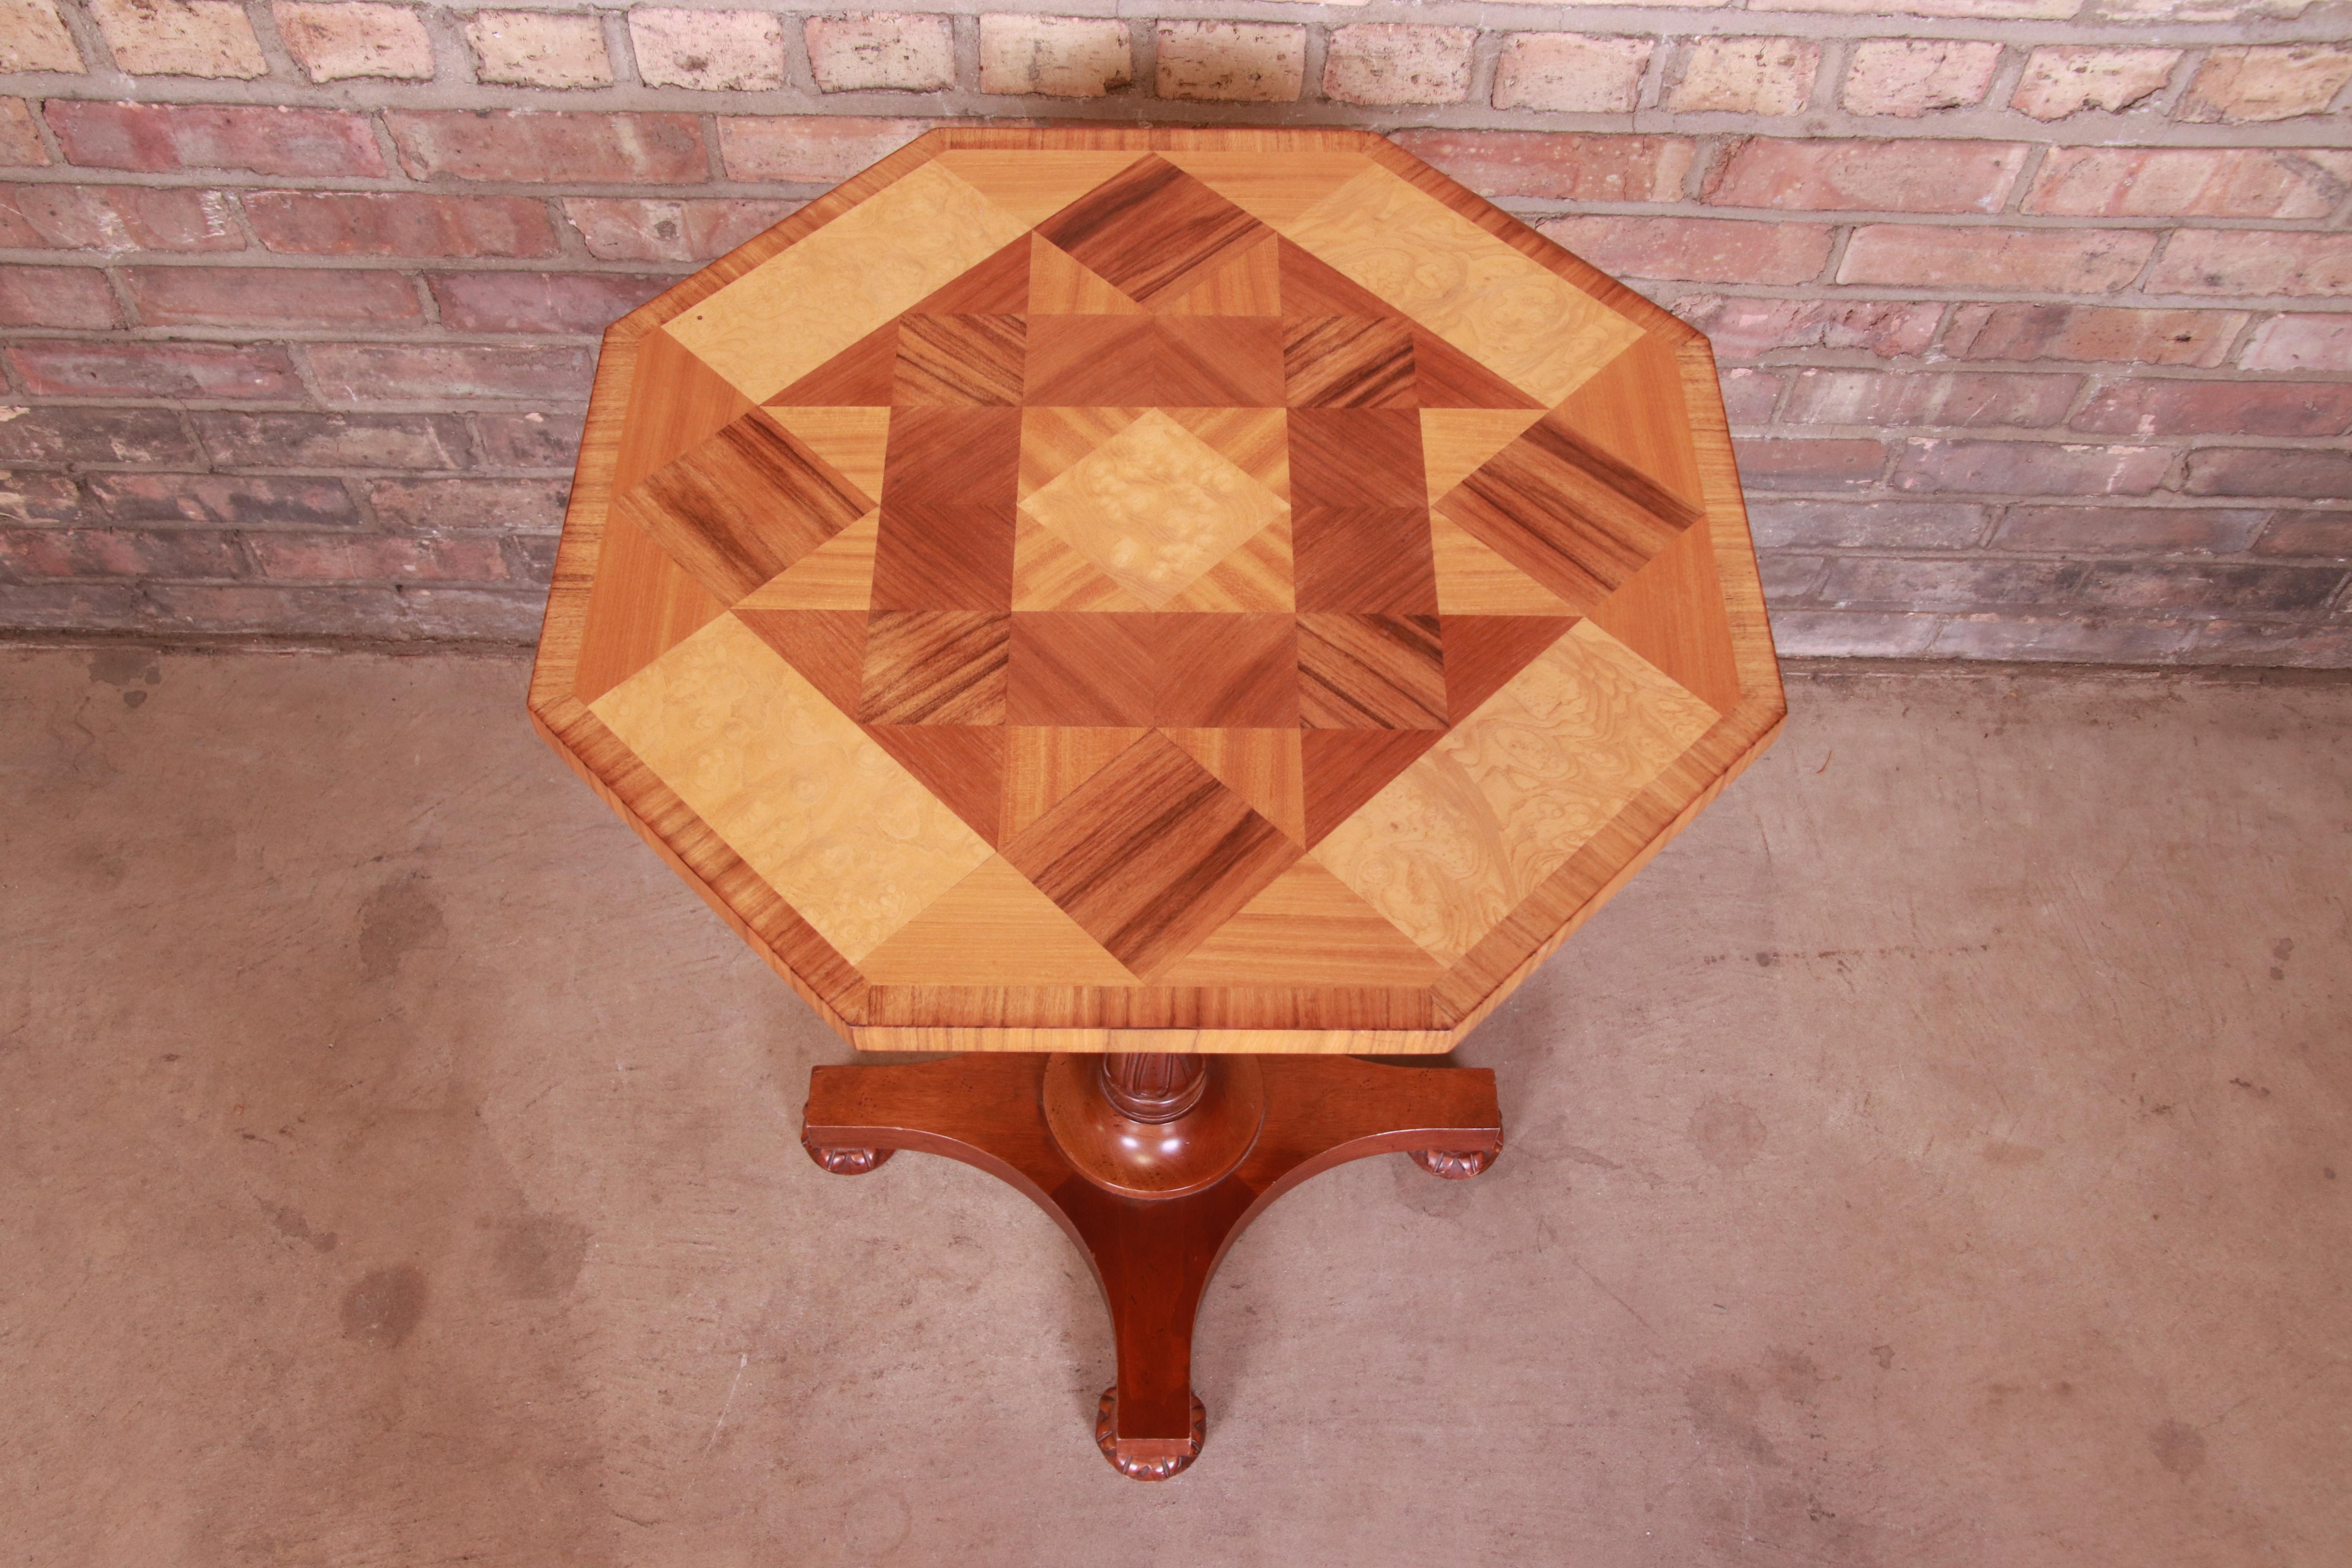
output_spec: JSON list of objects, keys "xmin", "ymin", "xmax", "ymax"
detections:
[{"xmin": 802, "ymin": 1053, "xmax": 1502, "ymax": 1480}]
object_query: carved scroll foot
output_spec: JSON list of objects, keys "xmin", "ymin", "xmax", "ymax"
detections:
[
  {"xmin": 803, "ymin": 1053, "xmax": 1501, "ymax": 1477},
  {"xmin": 802, "ymin": 1140, "xmax": 893, "ymax": 1175},
  {"xmin": 1412, "ymin": 1145, "xmax": 1500, "ymax": 1180},
  {"xmin": 1096, "ymin": 1387, "xmax": 1205, "ymax": 1481}
]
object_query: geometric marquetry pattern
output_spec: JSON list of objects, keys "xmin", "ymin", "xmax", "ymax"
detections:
[{"xmin": 534, "ymin": 130, "xmax": 1786, "ymax": 1052}]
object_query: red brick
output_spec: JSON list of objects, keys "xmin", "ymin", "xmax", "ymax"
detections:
[
  {"xmin": 1322, "ymin": 24, "xmax": 1473, "ymax": 107},
  {"xmin": 0, "ymin": 408, "xmax": 198, "ymax": 465},
  {"xmin": 1781, "ymin": 370, "xmax": 2081, "ymax": 428},
  {"xmin": 1703, "ymin": 138, "xmax": 2027, "ymax": 215},
  {"xmin": 0, "ymin": 472, "xmax": 82, "ymax": 525},
  {"xmin": 804, "ymin": 14, "xmax": 954, "ymax": 93},
  {"xmin": 508, "ymin": 532, "xmax": 557, "ymax": 581},
  {"xmin": 367, "ymin": 477, "xmax": 568, "ymax": 532},
  {"xmin": 307, "ymin": 343, "xmax": 595, "ymax": 402},
  {"xmin": 1892, "ymin": 438, "xmax": 2171, "ymax": 495},
  {"xmin": 2239, "ymin": 315, "xmax": 2352, "ymax": 373},
  {"xmin": 249, "ymin": 532, "xmax": 510, "ymax": 583},
  {"xmin": 560, "ymin": 197, "xmax": 801, "ymax": 262},
  {"xmin": 1819, "ymin": 555, "xmax": 2085, "ymax": 610},
  {"xmin": 1992, "ymin": 505, "xmax": 2267, "ymax": 555},
  {"xmin": 2071, "ymin": 380, "xmax": 2352, "ymax": 439},
  {"xmin": 1840, "ymin": 226, "xmax": 2158, "ymax": 293},
  {"xmin": 1672, "ymin": 294, "xmax": 1940, "ymax": 359},
  {"xmin": 1766, "ymin": 609, "xmax": 1938, "ymax": 659},
  {"xmin": 126, "ymin": 265, "xmax": 421, "ymax": 327},
  {"xmin": 0, "ymin": 184, "xmax": 242, "ymax": 252},
  {"xmin": 385, "ymin": 111, "xmax": 708, "ymax": 184},
  {"xmin": 2007, "ymin": 46, "xmax": 2181, "ymax": 121},
  {"xmin": 2025, "ymin": 147, "xmax": 2352, "ymax": 221},
  {"xmin": 396, "ymin": 587, "xmax": 546, "ymax": 641},
  {"xmin": 2184, "ymin": 447, "xmax": 2352, "ymax": 498},
  {"xmin": 0, "ymin": 266, "xmax": 117, "ymax": 328},
  {"xmin": 1929, "ymin": 614, "xmax": 2190, "ymax": 664},
  {"xmin": 2178, "ymin": 44, "xmax": 2352, "ymax": 125},
  {"xmin": 1756, "ymin": 552, "xmax": 1827, "ymax": 601},
  {"xmin": 2080, "ymin": 561, "xmax": 2346, "ymax": 614},
  {"xmin": 1539, "ymin": 215, "xmax": 1832, "ymax": 285},
  {"xmin": 472, "ymin": 410, "xmax": 583, "ymax": 467},
  {"xmin": 7, "ymin": 339, "xmax": 301, "ymax": 399},
  {"xmin": 244, "ymin": 191, "xmax": 559, "ymax": 259},
  {"xmin": 717, "ymin": 116, "xmax": 929, "ymax": 183},
  {"xmin": 1730, "ymin": 437, "xmax": 1887, "ymax": 491},
  {"xmin": 189, "ymin": 411, "xmax": 468, "ymax": 469},
  {"xmin": 0, "ymin": 582, "xmax": 151, "ymax": 628},
  {"xmin": 1389, "ymin": 131, "xmax": 1693, "ymax": 203},
  {"xmin": 0, "ymin": 98, "xmax": 47, "ymax": 166},
  {"xmin": 143, "ymin": 583, "xmax": 416, "ymax": 638},
  {"xmin": 1841, "ymin": 38, "xmax": 2000, "ymax": 117},
  {"xmin": 2151, "ymin": 231, "xmax": 2352, "ymax": 299},
  {"xmin": 2254, "ymin": 512, "xmax": 2352, "ymax": 559},
  {"xmin": 1942, "ymin": 304, "xmax": 2247, "ymax": 368},
  {"xmin": 1, "ymin": 526, "xmax": 245, "ymax": 580},
  {"xmin": 46, "ymin": 101, "xmax": 386, "ymax": 177},
  {"xmin": 1719, "ymin": 368, "xmax": 1783, "ymax": 425},
  {"xmin": 1751, "ymin": 500, "xmax": 1987, "ymax": 550},
  {"xmin": 2181, "ymin": 619, "xmax": 2352, "ymax": 668},
  {"xmin": 90, "ymin": 473, "xmax": 359, "ymax": 528},
  {"xmin": 427, "ymin": 271, "xmax": 674, "ymax": 334}
]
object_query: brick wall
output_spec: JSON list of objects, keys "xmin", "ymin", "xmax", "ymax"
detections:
[{"xmin": 0, "ymin": 0, "xmax": 2347, "ymax": 664}]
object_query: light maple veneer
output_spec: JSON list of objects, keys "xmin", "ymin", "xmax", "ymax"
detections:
[{"xmin": 527, "ymin": 127, "xmax": 1786, "ymax": 1054}]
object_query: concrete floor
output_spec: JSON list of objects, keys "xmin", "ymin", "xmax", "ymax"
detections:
[{"xmin": 1, "ymin": 646, "xmax": 2346, "ymax": 1567}]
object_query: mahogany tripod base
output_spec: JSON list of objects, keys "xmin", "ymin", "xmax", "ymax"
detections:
[{"xmin": 802, "ymin": 1053, "xmax": 1503, "ymax": 1481}]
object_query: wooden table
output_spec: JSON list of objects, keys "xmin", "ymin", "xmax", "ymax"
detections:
[{"xmin": 529, "ymin": 128, "xmax": 1784, "ymax": 1480}]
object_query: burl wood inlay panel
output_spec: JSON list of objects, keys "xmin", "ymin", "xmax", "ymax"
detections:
[{"xmin": 530, "ymin": 128, "xmax": 1786, "ymax": 1052}]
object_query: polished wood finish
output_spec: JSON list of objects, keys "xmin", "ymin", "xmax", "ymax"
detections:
[
  {"xmin": 802, "ymin": 1051, "xmax": 1503, "ymax": 1479},
  {"xmin": 528, "ymin": 128, "xmax": 1782, "ymax": 1053}
]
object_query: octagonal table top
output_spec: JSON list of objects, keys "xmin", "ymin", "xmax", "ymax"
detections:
[{"xmin": 528, "ymin": 127, "xmax": 1786, "ymax": 1054}]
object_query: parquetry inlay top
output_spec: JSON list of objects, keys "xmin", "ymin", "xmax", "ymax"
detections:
[{"xmin": 527, "ymin": 129, "xmax": 1786, "ymax": 1053}]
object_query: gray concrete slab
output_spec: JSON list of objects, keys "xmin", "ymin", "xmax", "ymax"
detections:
[{"xmin": 0, "ymin": 646, "xmax": 2345, "ymax": 1566}]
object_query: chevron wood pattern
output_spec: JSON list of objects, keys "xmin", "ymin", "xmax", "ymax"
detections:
[{"xmin": 529, "ymin": 128, "xmax": 1786, "ymax": 1053}]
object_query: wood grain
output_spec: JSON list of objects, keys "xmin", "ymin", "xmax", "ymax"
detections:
[
  {"xmin": 572, "ymin": 506, "xmax": 723, "ymax": 705},
  {"xmin": 857, "ymin": 853, "xmax": 1140, "ymax": 986}
]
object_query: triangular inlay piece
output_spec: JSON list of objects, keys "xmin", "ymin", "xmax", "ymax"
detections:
[
  {"xmin": 1588, "ymin": 520, "xmax": 1740, "ymax": 716},
  {"xmin": 1443, "ymin": 615, "xmax": 1578, "ymax": 722},
  {"xmin": 614, "ymin": 327, "xmax": 754, "ymax": 494},
  {"xmin": 1430, "ymin": 511, "xmax": 1575, "ymax": 616},
  {"xmin": 1301, "ymin": 729, "xmax": 1445, "ymax": 847},
  {"xmin": 1152, "ymin": 233, "xmax": 1280, "ymax": 317},
  {"xmin": 1277, "ymin": 238, "xmax": 1397, "ymax": 320},
  {"xmin": 1422, "ymin": 408, "xmax": 1547, "ymax": 504},
  {"xmin": 1019, "ymin": 406, "xmax": 1148, "ymax": 498},
  {"xmin": 1546, "ymin": 332, "xmax": 1702, "ymax": 510},
  {"xmin": 737, "ymin": 509, "xmax": 878, "ymax": 612},
  {"xmin": 1028, "ymin": 234, "xmax": 1144, "ymax": 315},
  {"xmin": 1160, "ymin": 513, "xmax": 1294, "ymax": 612},
  {"xmin": 573, "ymin": 506, "xmax": 724, "ymax": 704},
  {"xmin": 1161, "ymin": 727, "xmax": 1305, "ymax": 845},
  {"xmin": 1002, "ymin": 726, "xmax": 1150, "ymax": 840},
  {"xmin": 862, "ymin": 723, "xmax": 1007, "ymax": 845},
  {"xmin": 767, "ymin": 319, "xmax": 898, "ymax": 407},
  {"xmin": 1012, "ymin": 516, "xmax": 1153, "ymax": 612},
  {"xmin": 858, "ymin": 853, "xmax": 1140, "ymax": 985},
  {"xmin": 733, "ymin": 606, "xmax": 866, "ymax": 717},
  {"xmin": 764, "ymin": 408, "xmax": 889, "ymax": 505},
  {"xmin": 910, "ymin": 234, "xmax": 1031, "ymax": 315},
  {"xmin": 1160, "ymin": 858, "xmax": 1441, "ymax": 984},
  {"xmin": 933, "ymin": 150, "xmax": 1147, "ymax": 229},
  {"xmin": 1413, "ymin": 330, "xmax": 1546, "ymax": 411},
  {"xmin": 1161, "ymin": 152, "xmax": 1374, "ymax": 228}
]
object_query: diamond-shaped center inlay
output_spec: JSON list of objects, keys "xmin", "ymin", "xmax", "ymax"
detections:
[{"xmin": 1019, "ymin": 410, "xmax": 1287, "ymax": 609}]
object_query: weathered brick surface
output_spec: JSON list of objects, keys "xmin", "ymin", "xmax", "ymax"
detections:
[
  {"xmin": 89, "ymin": 0, "xmax": 267, "ymax": 79},
  {"xmin": 386, "ymin": 111, "xmax": 707, "ymax": 183},
  {"xmin": 244, "ymin": 191, "xmax": 559, "ymax": 258},
  {"xmin": 1155, "ymin": 20, "xmax": 1303, "ymax": 104},
  {"xmin": 978, "ymin": 14, "xmax": 1131, "ymax": 99},
  {"xmin": 2009, "ymin": 47, "xmax": 2180, "ymax": 120},
  {"xmin": 0, "ymin": 0, "xmax": 82, "ymax": 73},
  {"xmin": 804, "ymin": 14, "xmax": 955, "ymax": 94},
  {"xmin": 1492, "ymin": 33, "xmax": 1650, "ymax": 115},
  {"xmin": 0, "ymin": 5, "xmax": 2342, "ymax": 666},
  {"xmin": 1391, "ymin": 130, "xmax": 1691, "ymax": 202},
  {"xmin": 465, "ymin": 11, "xmax": 612, "ymax": 89},
  {"xmin": 1324, "ymin": 24, "xmax": 1471, "ymax": 106},
  {"xmin": 273, "ymin": 2, "xmax": 434, "ymax": 83},
  {"xmin": 628, "ymin": 8, "xmax": 786, "ymax": 93}
]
